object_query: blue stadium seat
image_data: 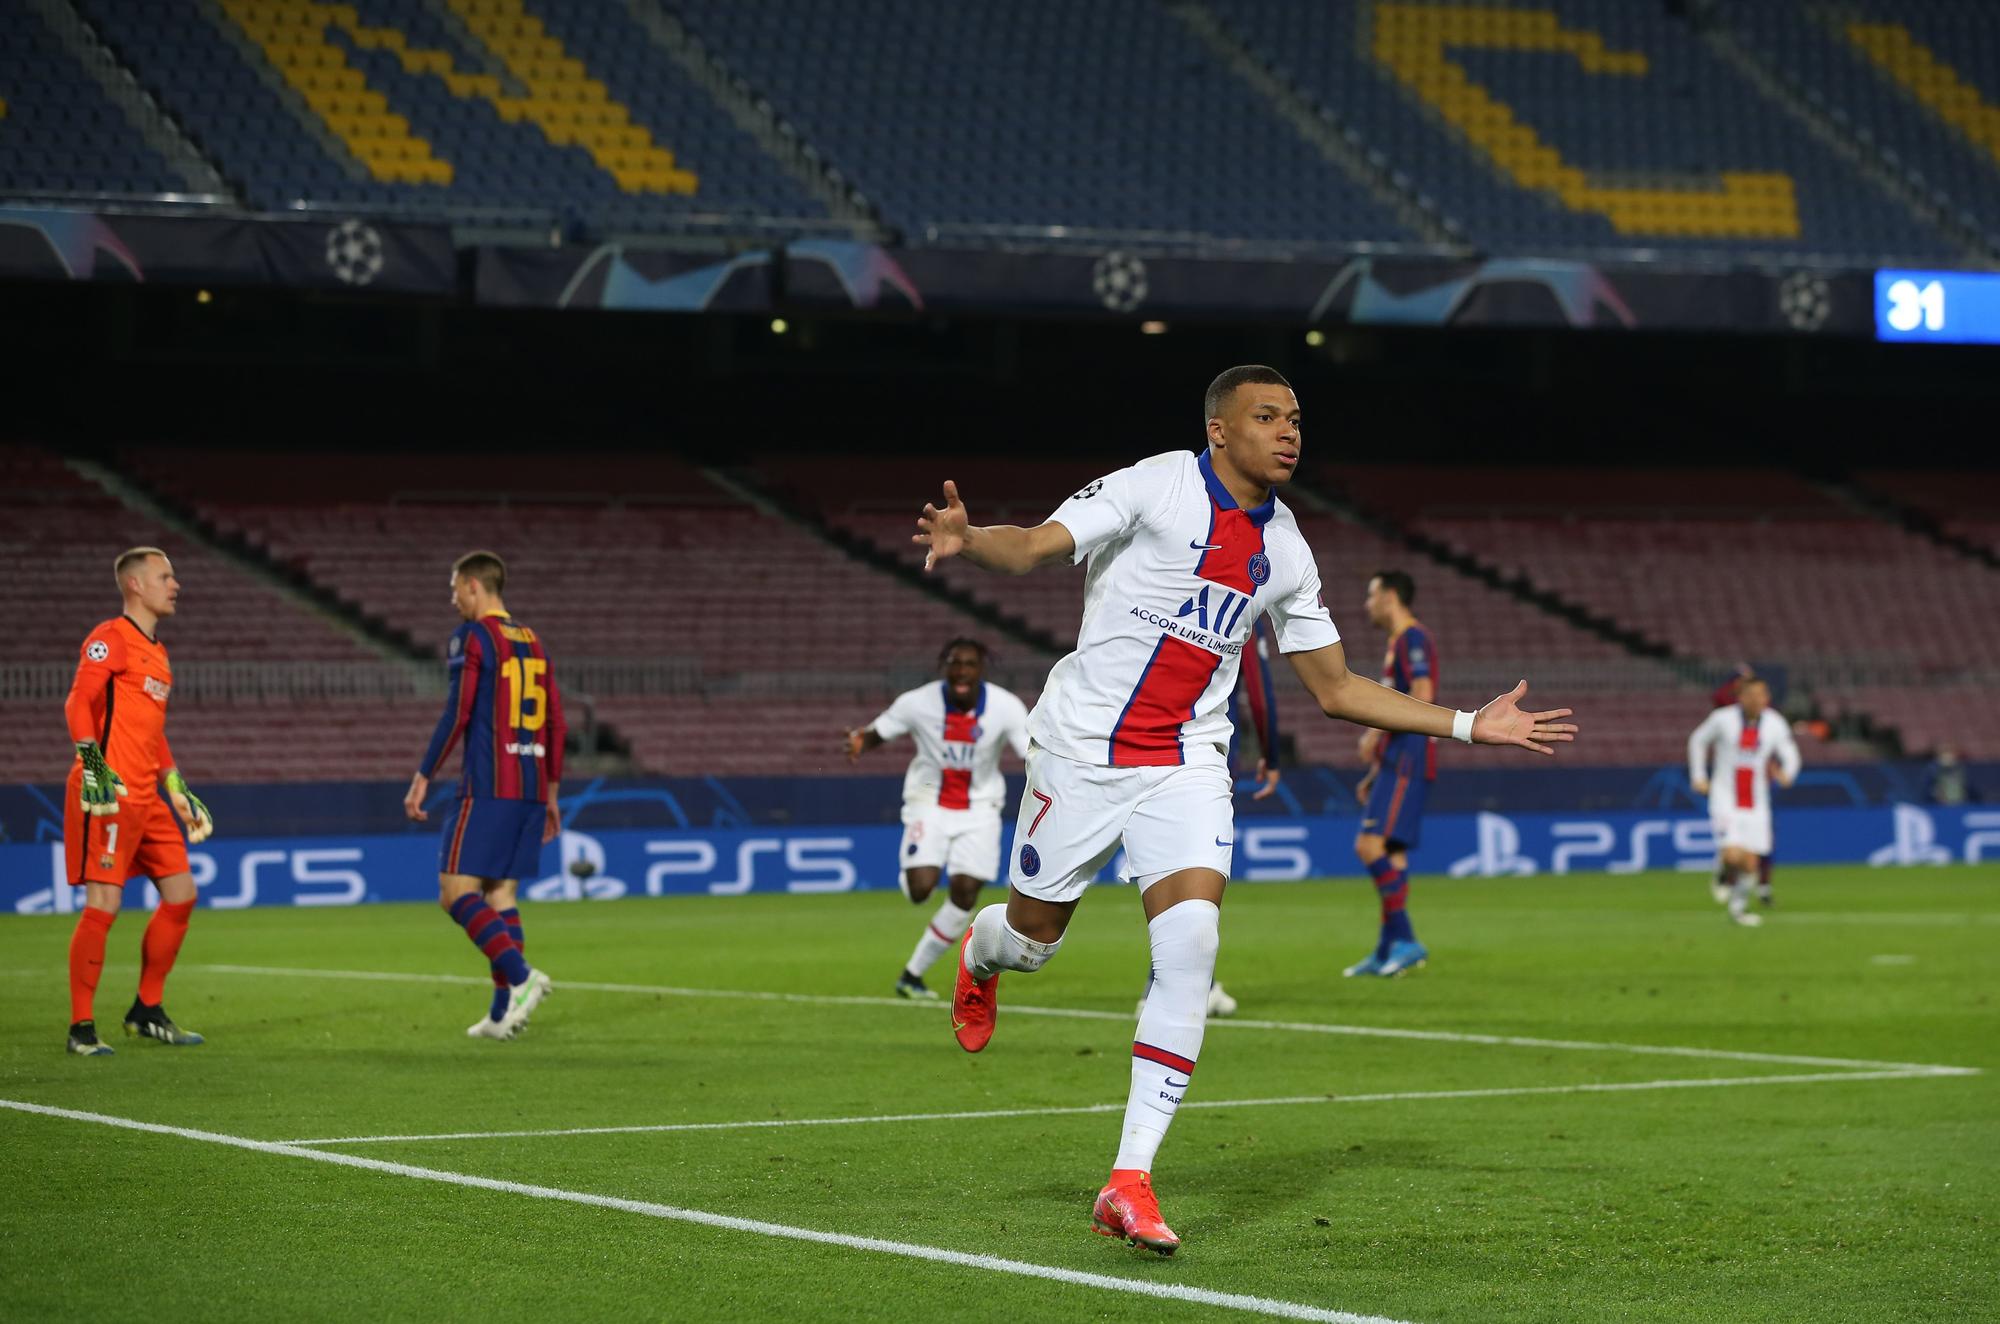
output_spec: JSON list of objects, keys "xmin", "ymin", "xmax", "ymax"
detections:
[
  {"xmin": 1205, "ymin": 0, "xmax": 1964, "ymax": 262},
  {"xmin": 76, "ymin": 0, "xmax": 827, "ymax": 232},
  {"xmin": 668, "ymin": 0, "xmax": 1417, "ymax": 250},
  {"xmin": 1728, "ymin": 0, "xmax": 2000, "ymax": 252},
  {"xmin": 0, "ymin": 12, "xmax": 182, "ymax": 198}
]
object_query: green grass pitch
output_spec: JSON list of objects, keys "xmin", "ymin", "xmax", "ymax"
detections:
[{"xmin": 2, "ymin": 865, "xmax": 1994, "ymax": 1323}]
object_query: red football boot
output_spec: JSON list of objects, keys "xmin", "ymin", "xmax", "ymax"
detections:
[
  {"xmin": 1092, "ymin": 1168, "xmax": 1180, "ymax": 1256},
  {"xmin": 951, "ymin": 927, "xmax": 998, "ymax": 1052}
]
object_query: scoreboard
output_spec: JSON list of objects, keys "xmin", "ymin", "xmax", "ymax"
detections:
[{"xmin": 1874, "ymin": 269, "xmax": 2000, "ymax": 344}]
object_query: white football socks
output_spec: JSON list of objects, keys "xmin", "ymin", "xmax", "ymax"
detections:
[
  {"xmin": 1114, "ymin": 899, "xmax": 1221, "ymax": 1174},
  {"xmin": 905, "ymin": 899, "xmax": 973, "ymax": 978},
  {"xmin": 1729, "ymin": 868, "xmax": 1757, "ymax": 917},
  {"xmin": 964, "ymin": 903, "xmax": 1062, "ymax": 981}
]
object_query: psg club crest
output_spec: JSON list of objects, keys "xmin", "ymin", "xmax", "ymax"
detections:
[
  {"xmin": 1019, "ymin": 844, "xmax": 1042, "ymax": 877},
  {"xmin": 1246, "ymin": 552, "xmax": 1271, "ymax": 586}
]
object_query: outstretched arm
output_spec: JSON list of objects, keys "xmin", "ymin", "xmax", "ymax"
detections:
[
  {"xmin": 842, "ymin": 726, "xmax": 886, "ymax": 762},
  {"xmin": 915, "ymin": 480, "xmax": 1076, "ymax": 575},
  {"xmin": 1286, "ymin": 641, "xmax": 1575, "ymax": 755}
]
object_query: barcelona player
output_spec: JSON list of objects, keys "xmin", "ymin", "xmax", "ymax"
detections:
[
  {"xmin": 62, "ymin": 547, "xmax": 216, "ymax": 1056},
  {"xmin": 403, "ymin": 551, "xmax": 563, "ymax": 1041},
  {"xmin": 1346, "ymin": 570, "xmax": 1438, "ymax": 977}
]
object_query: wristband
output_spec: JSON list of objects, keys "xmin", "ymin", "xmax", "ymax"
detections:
[{"xmin": 1451, "ymin": 709, "xmax": 1475, "ymax": 744}]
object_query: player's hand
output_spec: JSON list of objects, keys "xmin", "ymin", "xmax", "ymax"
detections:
[
  {"xmin": 841, "ymin": 729, "xmax": 866, "ymax": 763},
  {"xmin": 75, "ymin": 741, "xmax": 127, "ymax": 816},
  {"xmin": 1250, "ymin": 759, "xmax": 1280, "ymax": 801},
  {"xmin": 1692, "ymin": 778, "xmax": 1710, "ymax": 797},
  {"xmin": 404, "ymin": 772, "xmax": 430, "ymax": 823},
  {"xmin": 1355, "ymin": 769, "xmax": 1378, "ymax": 805},
  {"xmin": 914, "ymin": 479, "xmax": 970, "ymax": 572},
  {"xmin": 1471, "ymin": 680, "xmax": 1575, "ymax": 756},
  {"xmin": 163, "ymin": 768, "xmax": 214, "ymax": 843},
  {"xmin": 543, "ymin": 798, "xmax": 561, "ymax": 844},
  {"xmin": 1357, "ymin": 729, "xmax": 1382, "ymax": 764}
]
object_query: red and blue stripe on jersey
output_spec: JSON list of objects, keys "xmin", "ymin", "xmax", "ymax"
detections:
[
  {"xmin": 418, "ymin": 612, "xmax": 566, "ymax": 801},
  {"xmin": 1735, "ymin": 716, "xmax": 1761, "ymax": 809},
  {"xmin": 937, "ymin": 681, "xmax": 986, "ymax": 809},
  {"xmin": 1110, "ymin": 451, "xmax": 1274, "ymax": 767},
  {"xmin": 1380, "ymin": 622, "xmax": 1439, "ymax": 780}
]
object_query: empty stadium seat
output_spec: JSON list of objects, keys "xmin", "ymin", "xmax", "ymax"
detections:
[
  {"xmin": 1206, "ymin": 0, "xmax": 1964, "ymax": 261},
  {"xmin": 77, "ymin": 0, "xmax": 826, "ymax": 228},
  {"xmin": 0, "ymin": 11, "xmax": 184, "ymax": 197},
  {"xmin": 668, "ymin": 0, "xmax": 1414, "ymax": 249}
]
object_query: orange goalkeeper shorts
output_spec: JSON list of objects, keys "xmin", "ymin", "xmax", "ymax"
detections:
[{"xmin": 64, "ymin": 785, "xmax": 190, "ymax": 887}]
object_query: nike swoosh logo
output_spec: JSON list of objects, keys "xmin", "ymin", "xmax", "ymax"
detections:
[
  {"xmin": 1215, "ymin": 837, "xmax": 1232, "ymax": 848},
  {"xmin": 1165, "ymin": 1076, "xmax": 1190, "ymax": 1089},
  {"xmin": 952, "ymin": 1020, "xmax": 967, "ymax": 1032},
  {"xmin": 1189, "ymin": 540, "xmax": 1223, "ymax": 551}
]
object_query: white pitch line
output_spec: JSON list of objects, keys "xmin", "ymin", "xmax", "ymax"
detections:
[
  {"xmin": 1758, "ymin": 913, "xmax": 2000, "ymax": 927},
  {"xmin": 0, "ymin": 1098, "xmax": 1406, "ymax": 1324},
  {"xmin": 276, "ymin": 1067, "xmax": 1970, "ymax": 1147},
  {"xmin": 194, "ymin": 963, "xmax": 1973, "ymax": 1075}
]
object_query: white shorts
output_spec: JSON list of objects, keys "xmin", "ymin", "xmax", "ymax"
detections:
[
  {"xmin": 898, "ymin": 803, "xmax": 1003, "ymax": 882},
  {"xmin": 1713, "ymin": 807, "xmax": 1773, "ymax": 857},
  {"xmin": 1006, "ymin": 743, "xmax": 1234, "ymax": 905}
]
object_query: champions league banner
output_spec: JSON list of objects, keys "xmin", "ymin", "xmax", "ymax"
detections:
[
  {"xmin": 5, "ymin": 804, "xmax": 1994, "ymax": 914},
  {"xmin": 0, "ymin": 207, "xmax": 455, "ymax": 294},
  {"xmin": 473, "ymin": 243, "xmax": 776, "ymax": 311},
  {"xmin": 770, "ymin": 242, "xmax": 1875, "ymax": 336},
  {"xmin": 0, "ymin": 206, "xmax": 1873, "ymax": 335}
]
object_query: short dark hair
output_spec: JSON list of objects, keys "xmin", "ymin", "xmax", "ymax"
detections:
[
  {"xmin": 113, "ymin": 546, "xmax": 165, "ymax": 590},
  {"xmin": 1372, "ymin": 569, "xmax": 1416, "ymax": 608},
  {"xmin": 1203, "ymin": 364, "xmax": 1293, "ymax": 424},
  {"xmin": 452, "ymin": 550, "xmax": 507, "ymax": 594},
  {"xmin": 937, "ymin": 637, "xmax": 988, "ymax": 668}
]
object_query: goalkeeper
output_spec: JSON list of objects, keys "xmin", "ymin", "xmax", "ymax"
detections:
[{"xmin": 60, "ymin": 547, "xmax": 214, "ymax": 1057}]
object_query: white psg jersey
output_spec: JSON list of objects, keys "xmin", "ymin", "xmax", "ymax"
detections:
[
  {"xmin": 1687, "ymin": 705, "xmax": 1801, "ymax": 818},
  {"xmin": 1032, "ymin": 450, "xmax": 1340, "ymax": 768},
  {"xmin": 871, "ymin": 681, "xmax": 1031, "ymax": 811}
]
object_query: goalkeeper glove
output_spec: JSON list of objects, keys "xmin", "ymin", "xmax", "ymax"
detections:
[
  {"xmin": 75, "ymin": 741, "xmax": 127, "ymax": 816},
  {"xmin": 164, "ymin": 768, "xmax": 214, "ymax": 844}
]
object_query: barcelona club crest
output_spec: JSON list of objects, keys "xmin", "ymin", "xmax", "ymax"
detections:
[
  {"xmin": 1019, "ymin": 844, "xmax": 1042, "ymax": 877},
  {"xmin": 1246, "ymin": 552, "xmax": 1270, "ymax": 586}
]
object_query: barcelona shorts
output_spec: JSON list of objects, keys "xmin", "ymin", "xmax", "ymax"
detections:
[
  {"xmin": 1360, "ymin": 749, "xmax": 1432, "ymax": 851},
  {"xmin": 439, "ymin": 796, "xmax": 546, "ymax": 882},
  {"xmin": 65, "ymin": 785, "xmax": 190, "ymax": 887}
]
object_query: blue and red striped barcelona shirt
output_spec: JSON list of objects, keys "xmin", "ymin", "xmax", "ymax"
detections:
[
  {"xmin": 1379, "ymin": 621, "xmax": 1439, "ymax": 781},
  {"xmin": 418, "ymin": 611, "xmax": 566, "ymax": 801}
]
